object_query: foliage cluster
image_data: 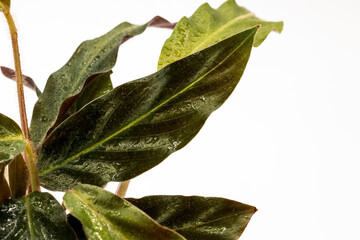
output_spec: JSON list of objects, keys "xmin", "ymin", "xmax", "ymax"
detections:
[{"xmin": 0, "ymin": 0, "xmax": 282, "ymax": 239}]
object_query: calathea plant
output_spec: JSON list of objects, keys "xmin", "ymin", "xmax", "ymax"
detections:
[{"xmin": 0, "ymin": 0, "xmax": 282, "ymax": 239}]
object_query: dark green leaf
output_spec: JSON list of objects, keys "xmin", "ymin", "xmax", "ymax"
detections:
[
  {"xmin": 158, "ymin": 0, "xmax": 283, "ymax": 69},
  {"xmin": 0, "ymin": 113, "xmax": 27, "ymax": 166},
  {"xmin": 0, "ymin": 0, "xmax": 10, "ymax": 12},
  {"xmin": 46, "ymin": 71, "xmax": 113, "ymax": 139},
  {"xmin": 38, "ymin": 27, "xmax": 257, "ymax": 191},
  {"xmin": 0, "ymin": 192, "xmax": 77, "ymax": 239},
  {"xmin": 0, "ymin": 164, "xmax": 11, "ymax": 204},
  {"xmin": 128, "ymin": 195, "xmax": 257, "ymax": 240},
  {"xmin": 0, "ymin": 66, "xmax": 41, "ymax": 97},
  {"xmin": 8, "ymin": 154, "xmax": 28, "ymax": 199},
  {"xmin": 30, "ymin": 16, "xmax": 174, "ymax": 148},
  {"xmin": 63, "ymin": 184, "xmax": 185, "ymax": 240}
]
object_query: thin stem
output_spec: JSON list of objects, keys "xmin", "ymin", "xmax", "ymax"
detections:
[
  {"xmin": 2, "ymin": 10, "xmax": 40, "ymax": 192},
  {"xmin": 116, "ymin": 180, "xmax": 130, "ymax": 198},
  {"xmin": 24, "ymin": 142, "xmax": 40, "ymax": 192},
  {"xmin": 3, "ymin": 11, "xmax": 30, "ymax": 140}
]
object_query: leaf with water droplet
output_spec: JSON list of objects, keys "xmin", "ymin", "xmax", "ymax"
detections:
[
  {"xmin": 0, "ymin": 192, "xmax": 77, "ymax": 239},
  {"xmin": 63, "ymin": 184, "xmax": 185, "ymax": 240},
  {"xmin": 37, "ymin": 28, "xmax": 257, "ymax": 191},
  {"xmin": 128, "ymin": 195, "xmax": 257, "ymax": 240},
  {"xmin": 0, "ymin": 113, "xmax": 27, "ymax": 166},
  {"xmin": 158, "ymin": 0, "xmax": 283, "ymax": 69},
  {"xmin": 30, "ymin": 16, "xmax": 175, "ymax": 148}
]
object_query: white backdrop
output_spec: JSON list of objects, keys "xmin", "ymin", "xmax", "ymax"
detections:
[{"xmin": 0, "ymin": 1, "xmax": 359, "ymax": 239}]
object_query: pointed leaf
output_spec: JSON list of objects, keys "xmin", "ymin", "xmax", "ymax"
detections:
[
  {"xmin": 0, "ymin": 164, "xmax": 11, "ymax": 203},
  {"xmin": 158, "ymin": 0, "xmax": 283, "ymax": 69},
  {"xmin": 46, "ymin": 71, "xmax": 113, "ymax": 139},
  {"xmin": 63, "ymin": 184, "xmax": 185, "ymax": 240},
  {"xmin": 38, "ymin": 28, "xmax": 257, "ymax": 191},
  {"xmin": 30, "ymin": 16, "xmax": 174, "ymax": 148},
  {"xmin": 0, "ymin": 192, "xmax": 77, "ymax": 239},
  {"xmin": 128, "ymin": 195, "xmax": 257, "ymax": 240},
  {"xmin": 1, "ymin": 66, "xmax": 41, "ymax": 97},
  {"xmin": 0, "ymin": 113, "xmax": 27, "ymax": 166},
  {"xmin": 8, "ymin": 154, "xmax": 28, "ymax": 199}
]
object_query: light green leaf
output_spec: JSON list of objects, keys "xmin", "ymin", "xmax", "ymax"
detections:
[
  {"xmin": 158, "ymin": 0, "xmax": 283, "ymax": 70},
  {"xmin": 8, "ymin": 154, "xmax": 28, "ymax": 199},
  {"xmin": 37, "ymin": 28, "xmax": 257, "ymax": 191},
  {"xmin": 63, "ymin": 184, "xmax": 185, "ymax": 240},
  {"xmin": 0, "ymin": 0, "xmax": 10, "ymax": 12},
  {"xmin": 0, "ymin": 113, "xmax": 27, "ymax": 166},
  {"xmin": 30, "ymin": 16, "xmax": 174, "ymax": 148},
  {"xmin": 0, "ymin": 164, "xmax": 11, "ymax": 203},
  {"xmin": 128, "ymin": 195, "xmax": 257, "ymax": 240},
  {"xmin": 0, "ymin": 192, "xmax": 77, "ymax": 239}
]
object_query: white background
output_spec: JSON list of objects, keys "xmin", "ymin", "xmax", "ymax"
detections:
[{"xmin": 0, "ymin": 0, "xmax": 360, "ymax": 239}]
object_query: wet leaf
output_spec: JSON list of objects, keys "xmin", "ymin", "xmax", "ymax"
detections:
[
  {"xmin": 0, "ymin": 164, "xmax": 11, "ymax": 203},
  {"xmin": 30, "ymin": 16, "xmax": 174, "ymax": 148},
  {"xmin": 0, "ymin": 113, "xmax": 27, "ymax": 166},
  {"xmin": 158, "ymin": 0, "xmax": 283, "ymax": 69},
  {"xmin": 38, "ymin": 28, "xmax": 257, "ymax": 191},
  {"xmin": 63, "ymin": 184, "xmax": 185, "ymax": 240},
  {"xmin": 0, "ymin": 66, "xmax": 41, "ymax": 97},
  {"xmin": 128, "ymin": 195, "xmax": 257, "ymax": 240},
  {"xmin": 0, "ymin": 192, "xmax": 77, "ymax": 239},
  {"xmin": 0, "ymin": 0, "xmax": 10, "ymax": 12},
  {"xmin": 8, "ymin": 154, "xmax": 28, "ymax": 199},
  {"xmin": 46, "ymin": 71, "xmax": 113, "ymax": 139}
]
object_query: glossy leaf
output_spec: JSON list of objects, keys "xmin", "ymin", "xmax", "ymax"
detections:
[
  {"xmin": 1, "ymin": 66, "xmax": 41, "ymax": 97},
  {"xmin": 128, "ymin": 195, "xmax": 257, "ymax": 240},
  {"xmin": 46, "ymin": 71, "xmax": 113, "ymax": 139},
  {"xmin": 38, "ymin": 28, "xmax": 257, "ymax": 191},
  {"xmin": 0, "ymin": 164, "xmax": 11, "ymax": 203},
  {"xmin": 63, "ymin": 184, "xmax": 185, "ymax": 240},
  {"xmin": 0, "ymin": 0, "xmax": 10, "ymax": 12},
  {"xmin": 0, "ymin": 113, "xmax": 27, "ymax": 166},
  {"xmin": 8, "ymin": 154, "xmax": 28, "ymax": 199},
  {"xmin": 30, "ymin": 16, "xmax": 175, "ymax": 148},
  {"xmin": 158, "ymin": 0, "xmax": 283, "ymax": 69},
  {"xmin": 0, "ymin": 192, "xmax": 77, "ymax": 239}
]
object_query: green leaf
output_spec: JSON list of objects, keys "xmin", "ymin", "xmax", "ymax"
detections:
[
  {"xmin": 30, "ymin": 16, "xmax": 174, "ymax": 148},
  {"xmin": 0, "ymin": 0, "xmax": 10, "ymax": 12},
  {"xmin": 0, "ymin": 164, "xmax": 11, "ymax": 204},
  {"xmin": 0, "ymin": 192, "xmax": 77, "ymax": 240},
  {"xmin": 46, "ymin": 71, "xmax": 113, "ymax": 139},
  {"xmin": 0, "ymin": 113, "xmax": 27, "ymax": 166},
  {"xmin": 8, "ymin": 154, "xmax": 28, "ymax": 199},
  {"xmin": 158, "ymin": 0, "xmax": 283, "ymax": 70},
  {"xmin": 38, "ymin": 27, "xmax": 257, "ymax": 191},
  {"xmin": 63, "ymin": 184, "xmax": 185, "ymax": 240},
  {"xmin": 128, "ymin": 195, "xmax": 257, "ymax": 240}
]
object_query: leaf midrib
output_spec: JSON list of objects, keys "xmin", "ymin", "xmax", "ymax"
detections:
[
  {"xmin": 25, "ymin": 196, "xmax": 35, "ymax": 239},
  {"xmin": 39, "ymin": 31, "xmax": 254, "ymax": 176}
]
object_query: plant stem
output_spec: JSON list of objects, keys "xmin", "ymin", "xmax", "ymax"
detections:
[
  {"xmin": 116, "ymin": 180, "xmax": 130, "ymax": 198},
  {"xmin": 3, "ymin": 11, "xmax": 30, "ymax": 140},
  {"xmin": 25, "ymin": 142, "xmax": 40, "ymax": 192},
  {"xmin": 2, "ymin": 10, "xmax": 40, "ymax": 192}
]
